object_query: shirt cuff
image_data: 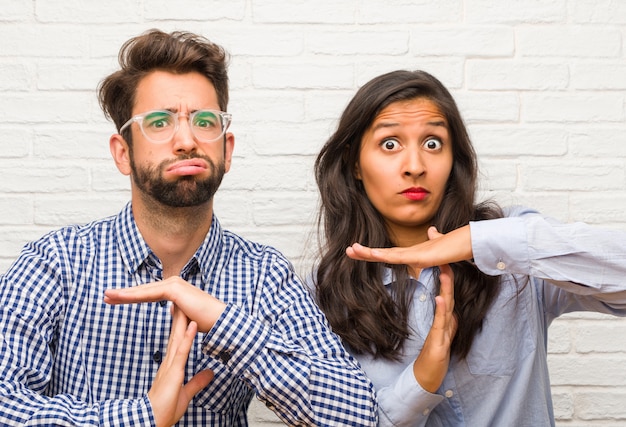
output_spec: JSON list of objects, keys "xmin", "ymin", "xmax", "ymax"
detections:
[
  {"xmin": 201, "ymin": 303, "xmax": 270, "ymax": 377},
  {"xmin": 377, "ymin": 362, "xmax": 444, "ymax": 425},
  {"xmin": 470, "ymin": 217, "xmax": 529, "ymax": 276}
]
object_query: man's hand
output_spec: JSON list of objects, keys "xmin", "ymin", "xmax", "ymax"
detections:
[
  {"xmin": 103, "ymin": 276, "xmax": 226, "ymax": 332},
  {"xmin": 346, "ymin": 225, "xmax": 473, "ymax": 269},
  {"xmin": 412, "ymin": 264, "xmax": 457, "ymax": 393},
  {"xmin": 148, "ymin": 305, "xmax": 214, "ymax": 427}
]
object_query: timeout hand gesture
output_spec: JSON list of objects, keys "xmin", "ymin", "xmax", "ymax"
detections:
[
  {"xmin": 346, "ymin": 225, "xmax": 473, "ymax": 269},
  {"xmin": 104, "ymin": 276, "xmax": 227, "ymax": 332},
  {"xmin": 147, "ymin": 306, "xmax": 214, "ymax": 427}
]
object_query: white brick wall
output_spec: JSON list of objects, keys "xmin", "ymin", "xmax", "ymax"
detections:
[{"xmin": 1, "ymin": 1, "xmax": 625, "ymax": 425}]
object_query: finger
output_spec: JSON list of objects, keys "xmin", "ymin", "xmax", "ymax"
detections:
[
  {"xmin": 427, "ymin": 226, "xmax": 443, "ymax": 240},
  {"xmin": 183, "ymin": 369, "xmax": 214, "ymax": 399},
  {"xmin": 431, "ymin": 295, "xmax": 448, "ymax": 345},
  {"xmin": 104, "ymin": 281, "xmax": 170, "ymax": 305},
  {"xmin": 438, "ymin": 264, "xmax": 455, "ymax": 315},
  {"xmin": 346, "ymin": 243, "xmax": 413, "ymax": 265}
]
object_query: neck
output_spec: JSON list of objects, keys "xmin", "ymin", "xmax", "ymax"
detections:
[
  {"xmin": 132, "ymin": 192, "xmax": 214, "ymax": 278},
  {"xmin": 387, "ymin": 223, "xmax": 430, "ymax": 248}
]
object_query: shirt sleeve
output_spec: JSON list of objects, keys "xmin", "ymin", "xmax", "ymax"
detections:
[
  {"xmin": 470, "ymin": 206, "xmax": 626, "ymax": 318},
  {"xmin": 375, "ymin": 362, "xmax": 444, "ymax": 427},
  {"xmin": 200, "ymin": 253, "xmax": 378, "ymax": 426},
  {"xmin": 0, "ymin": 234, "xmax": 154, "ymax": 427}
]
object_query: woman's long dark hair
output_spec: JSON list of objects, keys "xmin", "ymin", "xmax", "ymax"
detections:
[{"xmin": 314, "ymin": 70, "xmax": 502, "ymax": 360}]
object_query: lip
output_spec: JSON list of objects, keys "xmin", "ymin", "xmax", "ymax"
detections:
[
  {"xmin": 166, "ymin": 158, "xmax": 208, "ymax": 176},
  {"xmin": 400, "ymin": 187, "xmax": 429, "ymax": 201}
]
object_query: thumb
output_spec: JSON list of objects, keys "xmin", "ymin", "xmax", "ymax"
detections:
[
  {"xmin": 427, "ymin": 226, "xmax": 443, "ymax": 240},
  {"xmin": 183, "ymin": 369, "xmax": 214, "ymax": 397}
]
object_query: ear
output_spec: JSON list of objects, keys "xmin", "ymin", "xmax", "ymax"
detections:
[
  {"xmin": 354, "ymin": 161, "xmax": 362, "ymax": 180},
  {"xmin": 110, "ymin": 134, "xmax": 132, "ymax": 176},
  {"xmin": 223, "ymin": 132, "xmax": 235, "ymax": 173}
]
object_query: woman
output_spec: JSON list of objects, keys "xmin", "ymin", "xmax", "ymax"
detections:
[{"xmin": 312, "ymin": 69, "xmax": 626, "ymax": 426}]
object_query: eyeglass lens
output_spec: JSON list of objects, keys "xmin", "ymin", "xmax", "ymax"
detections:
[{"xmin": 142, "ymin": 110, "xmax": 226, "ymax": 142}]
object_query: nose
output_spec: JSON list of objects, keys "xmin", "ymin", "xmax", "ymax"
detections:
[
  {"xmin": 403, "ymin": 146, "xmax": 425, "ymax": 177},
  {"xmin": 172, "ymin": 114, "xmax": 198, "ymax": 153}
]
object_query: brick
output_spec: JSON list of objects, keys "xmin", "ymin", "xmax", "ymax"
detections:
[
  {"xmin": 454, "ymin": 92, "xmax": 520, "ymax": 123},
  {"xmin": 307, "ymin": 30, "xmax": 409, "ymax": 55},
  {"xmin": 571, "ymin": 0, "xmax": 626, "ymax": 24},
  {"xmin": 551, "ymin": 390, "xmax": 574, "ymax": 420},
  {"xmin": 465, "ymin": 0, "xmax": 566, "ymax": 24},
  {"xmin": 548, "ymin": 320, "xmax": 572, "ymax": 354},
  {"xmin": 0, "ymin": 197, "xmax": 33, "ymax": 225},
  {"xmin": 2, "ymin": 93, "xmax": 94, "ymax": 124},
  {"xmin": 213, "ymin": 28, "xmax": 303, "ymax": 57},
  {"xmin": 571, "ymin": 62, "xmax": 626, "ymax": 90},
  {"xmin": 34, "ymin": 197, "xmax": 127, "ymax": 226},
  {"xmin": 37, "ymin": 60, "xmax": 108, "ymax": 91},
  {"xmin": 0, "ymin": 0, "xmax": 33, "ymax": 21},
  {"xmin": 410, "ymin": 27, "xmax": 514, "ymax": 57},
  {"xmin": 250, "ymin": 122, "xmax": 331, "ymax": 156},
  {"xmin": 251, "ymin": 191, "xmax": 317, "ymax": 226},
  {"xmin": 356, "ymin": 58, "xmax": 465, "ymax": 90},
  {"xmin": 34, "ymin": 129, "xmax": 111, "ymax": 160},
  {"xmin": 523, "ymin": 93, "xmax": 624, "ymax": 123},
  {"xmin": 144, "ymin": 0, "xmax": 245, "ymax": 21},
  {"xmin": 0, "ymin": 166, "xmax": 89, "ymax": 193},
  {"xmin": 0, "ymin": 128, "xmax": 32, "ymax": 158},
  {"xmin": 522, "ymin": 160, "xmax": 624, "ymax": 191},
  {"xmin": 223, "ymin": 157, "xmax": 311, "ymax": 191},
  {"xmin": 0, "ymin": 62, "xmax": 33, "ymax": 91},
  {"xmin": 477, "ymin": 159, "xmax": 518, "ymax": 191},
  {"xmin": 0, "ymin": 25, "xmax": 86, "ymax": 57},
  {"xmin": 548, "ymin": 355, "xmax": 626, "ymax": 386},
  {"xmin": 570, "ymin": 194, "xmax": 626, "ymax": 225},
  {"xmin": 359, "ymin": 0, "xmax": 461, "ymax": 23},
  {"xmin": 517, "ymin": 26, "xmax": 621, "ymax": 57},
  {"xmin": 470, "ymin": 125, "xmax": 568, "ymax": 157},
  {"xmin": 574, "ymin": 320, "xmax": 626, "ymax": 353},
  {"xmin": 253, "ymin": 0, "xmax": 356, "ymax": 24},
  {"xmin": 229, "ymin": 90, "xmax": 305, "ymax": 124},
  {"xmin": 569, "ymin": 128, "xmax": 626, "ymax": 157},
  {"xmin": 575, "ymin": 391, "xmax": 626, "ymax": 420},
  {"xmin": 36, "ymin": 0, "xmax": 141, "ymax": 23},
  {"xmin": 467, "ymin": 60, "xmax": 569, "ymax": 90},
  {"xmin": 253, "ymin": 62, "xmax": 354, "ymax": 89}
]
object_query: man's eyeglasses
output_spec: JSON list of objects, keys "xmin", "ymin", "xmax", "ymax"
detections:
[{"xmin": 119, "ymin": 109, "xmax": 232, "ymax": 143}]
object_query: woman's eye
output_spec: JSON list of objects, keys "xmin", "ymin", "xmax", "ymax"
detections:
[
  {"xmin": 381, "ymin": 138, "xmax": 400, "ymax": 151},
  {"xmin": 423, "ymin": 138, "xmax": 442, "ymax": 150}
]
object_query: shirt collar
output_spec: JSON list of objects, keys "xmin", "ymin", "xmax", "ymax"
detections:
[{"xmin": 114, "ymin": 202, "xmax": 224, "ymax": 278}]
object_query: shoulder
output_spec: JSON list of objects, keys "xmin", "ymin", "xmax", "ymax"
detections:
[{"xmin": 221, "ymin": 228, "xmax": 293, "ymax": 269}]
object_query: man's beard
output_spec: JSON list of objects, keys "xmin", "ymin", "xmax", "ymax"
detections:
[{"xmin": 130, "ymin": 154, "xmax": 225, "ymax": 208}]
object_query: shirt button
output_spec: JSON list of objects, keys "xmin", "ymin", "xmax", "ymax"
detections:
[
  {"xmin": 159, "ymin": 300, "xmax": 167, "ymax": 307},
  {"xmin": 153, "ymin": 350, "xmax": 162, "ymax": 363},
  {"xmin": 445, "ymin": 389, "xmax": 454, "ymax": 398},
  {"xmin": 422, "ymin": 408, "xmax": 430, "ymax": 416},
  {"xmin": 218, "ymin": 350, "xmax": 231, "ymax": 364},
  {"xmin": 419, "ymin": 293, "xmax": 427, "ymax": 302},
  {"xmin": 496, "ymin": 261, "xmax": 506, "ymax": 270}
]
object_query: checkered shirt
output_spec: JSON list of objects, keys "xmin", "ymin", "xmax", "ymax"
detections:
[{"xmin": 0, "ymin": 202, "xmax": 377, "ymax": 426}]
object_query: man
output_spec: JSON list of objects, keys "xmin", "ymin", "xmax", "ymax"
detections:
[{"xmin": 0, "ymin": 29, "xmax": 377, "ymax": 426}]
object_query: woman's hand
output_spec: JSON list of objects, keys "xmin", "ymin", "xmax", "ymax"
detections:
[
  {"xmin": 346, "ymin": 225, "xmax": 473, "ymax": 269},
  {"xmin": 412, "ymin": 264, "xmax": 457, "ymax": 393}
]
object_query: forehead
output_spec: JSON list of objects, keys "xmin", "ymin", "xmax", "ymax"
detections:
[
  {"xmin": 133, "ymin": 70, "xmax": 219, "ymax": 113},
  {"xmin": 372, "ymin": 98, "xmax": 446, "ymax": 126}
]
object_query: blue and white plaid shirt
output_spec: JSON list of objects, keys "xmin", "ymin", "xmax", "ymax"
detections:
[{"xmin": 0, "ymin": 202, "xmax": 377, "ymax": 426}]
